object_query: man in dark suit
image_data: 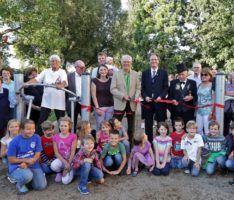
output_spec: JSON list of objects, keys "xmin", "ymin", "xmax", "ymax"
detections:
[
  {"xmin": 168, "ymin": 63, "xmax": 197, "ymax": 126},
  {"xmin": 66, "ymin": 60, "xmax": 86, "ymax": 129},
  {"xmin": 141, "ymin": 53, "xmax": 169, "ymax": 143}
]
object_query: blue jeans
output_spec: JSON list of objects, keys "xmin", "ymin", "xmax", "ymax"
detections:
[
  {"xmin": 121, "ymin": 140, "xmax": 130, "ymax": 154},
  {"xmin": 94, "ymin": 106, "xmax": 113, "ymax": 131},
  {"xmin": 40, "ymin": 163, "xmax": 53, "ymax": 174},
  {"xmin": 225, "ymin": 159, "xmax": 234, "ymax": 171},
  {"xmin": 152, "ymin": 163, "xmax": 170, "ymax": 176},
  {"xmin": 206, "ymin": 155, "xmax": 226, "ymax": 175},
  {"xmin": 75, "ymin": 163, "xmax": 103, "ymax": 188},
  {"xmin": 170, "ymin": 156, "xmax": 183, "ymax": 169},
  {"xmin": 10, "ymin": 168, "xmax": 47, "ymax": 190},
  {"xmin": 103, "ymin": 153, "xmax": 122, "ymax": 167},
  {"xmin": 182, "ymin": 158, "xmax": 200, "ymax": 177}
]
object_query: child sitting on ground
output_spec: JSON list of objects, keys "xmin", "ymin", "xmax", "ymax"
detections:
[
  {"xmin": 101, "ymin": 129, "xmax": 127, "ymax": 175},
  {"xmin": 170, "ymin": 117, "xmax": 186, "ymax": 169},
  {"xmin": 40, "ymin": 121, "xmax": 56, "ymax": 174},
  {"xmin": 181, "ymin": 120, "xmax": 204, "ymax": 177},
  {"xmin": 51, "ymin": 117, "xmax": 77, "ymax": 184},
  {"xmin": 203, "ymin": 121, "xmax": 226, "ymax": 175},
  {"xmin": 73, "ymin": 135, "xmax": 104, "ymax": 195},
  {"xmin": 152, "ymin": 122, "xmax": 172, "ymax": 176},
  {"xmin": 7, "ymin": 119, "xmax": 47, "ymax": 194},
  {"xmin": 96, "ymin": 121, "xmax": 112, "ymax": 154},
  {"xmin": 110, "ymin": 117, "xmax": 130, "ymax": 154},
  {"xmin": 126, "ymin": 132, "xmax": 154, "ymax": 177}
]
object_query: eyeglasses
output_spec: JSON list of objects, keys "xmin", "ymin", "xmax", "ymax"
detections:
[{"xmin": 201, "ymin": 73, "xmax": 208, "ymax": 76}]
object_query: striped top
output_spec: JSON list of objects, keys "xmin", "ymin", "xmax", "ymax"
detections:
[{"xmin": 153, "ymin": 136, "xmax": 172, "ymax": 162}]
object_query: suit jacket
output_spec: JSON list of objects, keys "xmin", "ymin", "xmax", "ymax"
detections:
[
  {"xmin": 168, "ymin": 79, "xmax": 197, "ymax": 112},
  {"xmin": 66, "ymin": 72, "xmax": 79, "ymax": 115},
  {"xmin": 110, "ymin": 69, "xmax": 141, "ymax": 111},
  {"xmin": 141, "ymin": 68, "xmax": 168, "ymax": 107}
]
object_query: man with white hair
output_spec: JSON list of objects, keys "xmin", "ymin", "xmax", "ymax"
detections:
[
  {"xmin": 111, "ymin": 54, "xmax": 141, "ymax": 144},
  {"xmin": 24, "ymin": 54, "xmax": 68, "ymax": 135},
  {"xmin": 188, "ymin": 62, "xmax": 202, "ymax": 87},
  {"xmin": 66, "ymin": 60, "xmax": 86, "ymax": 129}
]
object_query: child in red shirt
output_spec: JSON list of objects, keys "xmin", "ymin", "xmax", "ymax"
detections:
[
  {"xmin": 170, "ymin": 117, "xmax": 186, "ymax": 169},
  {"xmin": 40, "ymin": 121, "xmax": 55, "ymax": 174}
]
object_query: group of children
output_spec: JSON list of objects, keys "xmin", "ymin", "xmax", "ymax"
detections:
[{"xmin": 1, "ymin": 116, "xmax": 234, "ymax": 195}]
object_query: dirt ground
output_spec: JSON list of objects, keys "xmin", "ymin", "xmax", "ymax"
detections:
[{"xmin": 0, "ymin": 114, "xmax": 234, "ymax": 200}]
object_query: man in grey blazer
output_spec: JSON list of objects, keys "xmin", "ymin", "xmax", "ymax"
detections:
[
  {"xmin": 111, "ymin": 55, "xmax": 141, "ymax": 144},
  {"xmin": 66, "ymin": 60, "xmax": 86, "ymax": 130}
]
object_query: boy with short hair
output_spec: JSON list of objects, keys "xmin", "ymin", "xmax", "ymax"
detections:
[
  {"xmin": 170, "ymin": 117, "xmax": 186, "ymax": 169},
  {"xmin": 73, "ymin": 135, "xmax": 104, "ymax": 195},
  {"xmin": 40, "ymin": 121, "xmax": 55, "ymax": 174},
  {"xmin": 181, "ymin": 120, "xmax": 204, "ymax": 177},
  {"xmin": 100, "ymin": 129, "xmax": 127, "ymax": 176},
  {"xmin": 7, "ymin": 119, "xmax": 47, "ymax": 195},
  {"xmin": 203, "ymin": 121, "xmax": 226, "ymax": 175}
]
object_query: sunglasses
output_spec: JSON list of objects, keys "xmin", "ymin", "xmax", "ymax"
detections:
[{"xmin": 201, "ymin": 73, "xmax": 209, "ymax": 76}]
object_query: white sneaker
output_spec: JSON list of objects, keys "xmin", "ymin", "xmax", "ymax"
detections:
[
  {"xmin": 184, "ymin": 169, "xmax": 190, "ymax": 174},
  {"xmin": 8, "ymin": 176, "xmax": 16, "ymax": 184},
  {"xmin": 140, "ymin": 123, "xmax": 145, "ymax": 129}
]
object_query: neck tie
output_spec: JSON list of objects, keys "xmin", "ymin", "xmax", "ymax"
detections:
[{"xmin": 152, "ymin": 70, "xmax": 156, "ymax": 78}]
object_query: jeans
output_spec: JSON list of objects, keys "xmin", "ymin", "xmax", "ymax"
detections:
[
  {"xmin": 225, "ymin": 159, "xmax": 234, "ymax": 171},
  {"xmin": 121, "ymin": 140, "xmax": 130, "ymax": 155},
  {"xmin": 170, "ymin": 156, "xmax": 183, "ymax": 169},
  {"xmin": 182, "ymin": 158, "xmax": 200, "ymax": 177},
  {"xmin": 152, "ymin": 163, "xmax": 170, "ymax": 176},
  {"xmin": 103, "ymin": 153, "xmax": 122, "ymax": 167},
  {"xmin": 10, "ymin": 168, "xmax": 47, "ymax": 190},
  {"xmin": 75, "ymin": 162, "xmax": 103, "ymax": 189},
  {"xmin": 94, "ymin": 106, "xmax": 113, "ymax": 131},
  {"xmin": 40, "ymin": 163, "xmax": 53, "ymax": 174},
  {"xmin": 206, "ymin": 155, "xmax": 226, "ymax": 175}
]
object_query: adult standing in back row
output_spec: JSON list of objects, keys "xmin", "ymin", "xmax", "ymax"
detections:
[
  {"xmin": 141, "ymin": 53, "xmax": 169, "ymax": 143},
  {"xmin": 111, "ymin": 55, "xmax": 141, "ymax": 144}
]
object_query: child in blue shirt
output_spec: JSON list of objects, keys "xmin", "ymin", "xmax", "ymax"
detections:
[{"xmin": 7, "ymin": 119, "xmax": 47, "ymax": 195}]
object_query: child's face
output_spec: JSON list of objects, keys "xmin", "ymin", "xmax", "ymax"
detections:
[
  {"xmin": 22, "ymin": 123, "xmax": 35, "ymax": 138},
  {"xmin": 158, "ymin": 126, "xmax": 168, "ymax": 137},
  {"xmin": 59, "ymin": 121, "xmax": 70, "ymax": 134},
  {"xmin": 83, "ymin": 139, "xmax": 94, "ymax": 153},
  {"xmin": 109, "ymin": 134, "xmax": 120, "ymax": 146},
  {"xmin": 43, "ymin": 128, "xmax": 54, "ymax": 138},
  {"xmin": 174, "ymin": 122, "xmax": 184, "ymax": 133},
  {"xmin": 114, "ymin": 119, "xmax": 121, "ymax": 129},
  {"xmin": 209, "ymin": 125, "xmax": 220, "ymax": 136},
  {"xmin": 187, "ymin": 126, "xmax": 197, "ymax": 137},
  {"xmin": 8, "ymin": 122, "xmax": 20, "ymax": 136},
  {"xmin": 101, "ymin": 124, "xmax": 109, "ymax": 133}
]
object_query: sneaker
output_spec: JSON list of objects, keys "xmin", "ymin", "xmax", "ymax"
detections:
[
  {"xmin": 78, "ymin": 186, "xmax": 90, "ymax": 195},
  {"xmin": 184, "ymin": 169, "xmax": 190, "ymax": 174},
  {"xmin": 55, "ymin": 173, "xmax": 62, "ymax": 183},
  {"xmin": 140, "ymin": 122, "xmax": 145, "ymax": 129},
  {"xmin": 131, "ymin": 171, "xmax": 138, "ymax": 177},
  {"xmin": 228, "ymin": 179, "xmax": 234, "ymax": 186},
  {"xmin": 16, "ymin": 184, "xmax": 29, "ymax": 195},
  {"xmin": 8, "ymin": 176, "xmax": 16, "ymax": 184}
]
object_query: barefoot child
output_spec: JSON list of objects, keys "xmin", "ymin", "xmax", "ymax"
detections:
[
  {"xmin": 203, "ymin": 121, "xmax": 226, "ymax": 175},
  {"xmin": 51, "ymin": 117, "xmax": 77, "ymax": 184},
  {"xmin": 152, "ymin": 122, "xmax": 172, "ymax": 176},
  {"xmin": 40, "ymin": 121, "xmax": 55, "ymax": 174},
  {"xmin": 170, "ymin": 117, "xmax": 186, "ymax": 169},
  {"xmin": 7, "ymin": 119, "xmax": 47, "ymax": 194},
  {"xmin": 73, "ymin": 135, "xmax": 104, "ymax": 195},
  {"xmin": 96, "ymin": 121, "xmax": 112, "ymax": 153},
  {"xmin": 101, "ymin": 129, "xmax": 127, "ymax": 175},
  {"xmin": 181, "ymin": 121, "xmax": 204, "ymax": 177},
  {"xmin": 126, "ymin": 132, "xmax": 154, "ymax": 177}
]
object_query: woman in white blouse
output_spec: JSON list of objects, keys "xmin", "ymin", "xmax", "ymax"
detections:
[{"xmin": 24, "ymin": 55, "xmax": 68, "ymax": 135}]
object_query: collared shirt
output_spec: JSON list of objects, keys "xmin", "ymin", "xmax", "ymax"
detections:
[
  {"xmin": 124, "ymin": 71, "xmax": 130, "ymax": 96},
  {"xmin": 188, "ymin": 74, "xmax": 201, "ymax": 87},
  {"xmin": 75, "ymin": 72, "xmax": 82, "ymax": 97},
  {"xmin": 151, "ymin": 68, "xmax": 158, "ymax": 78},
  {"xmin": 2, "ymin": 80, "xmax": 17, "ymax": 108},
  {"xmin": 73, "ymin": 148, "xmax": 101, "ymax": 170}
]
